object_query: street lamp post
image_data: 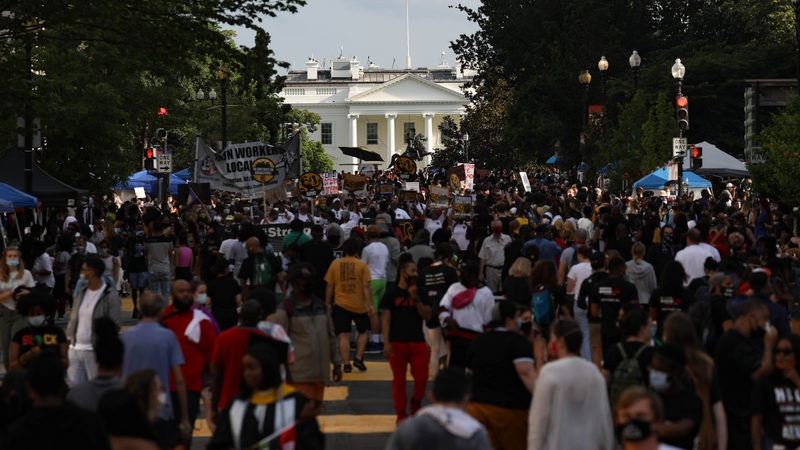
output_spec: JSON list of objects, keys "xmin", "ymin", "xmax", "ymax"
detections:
[
  {"xmin": 24, "ymin": 41, "xmax": 33, "ymax": 197},
  {"xmin": 598, "ymin": 56, "xmax": 609, "ymax": 111},
  {"xmin": 792, "ymin": 0, "xmax": 800, "ymax": 94},
  {"xmin": 462, "ymin": 133, "xmax": 469, "ymax": 162},
  {"xmin": 629, "ymin": 50, "xmax": 642, "ymax": 94},
  {"xmin": 218, "ymin": 66, "xmax": 229, "ymax": 152},
  {"xmin": 671, "ymin": 58, "xmax": 686, "ymax": 198},
  {"xmin": 578, "ymin": 70, "xmax": 592, "ymax": 127}
]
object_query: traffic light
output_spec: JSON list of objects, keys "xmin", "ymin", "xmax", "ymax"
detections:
[
  {"xmin": 690, "ymin": 146, "xmax": 703, "ymax": 170},
  {"xmin": 285, "ymin": 123, "xmax": 293, "ymax": 140},
  {"xmin": 676, "ymin": 95, "xmax": 689, "ymax": 131},
  {"xmin": 456, "ymin": 139, "xmax": 464, "ymax": 156},
  {"xmin": 157, "ymin": 107, "xmax": 168, "ymax": 115},
  {"xmin": 145, "ymin": 147, "xmax": 156, "ymax": 170},
  {"xmin": 744, "ymin": 87, "xmax": 757, "ymax": 157},
  {"xmin": 156, "ymin": 128, "xmax": 167, "ymax": 139}
]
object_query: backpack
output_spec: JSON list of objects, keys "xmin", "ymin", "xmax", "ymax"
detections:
[
  {"xmin": 688, "ymin": 295, "xmax": 716, "ymax": 346},
  {"xmin": 568, "ymin": 245, "xmax": 580, "ymax": 270},
  {"xmin": 531, "ymin": 284, "xmax": 554, "ymax": 326},
  {"xmin": 251, "ymin": 254, "xmax": 275, "ymax": 286},
  {"xmin": 609, "ymin": 343, "xmax": 648, "ymax": 407}
]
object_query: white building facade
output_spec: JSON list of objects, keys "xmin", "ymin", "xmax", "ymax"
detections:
[{"xmin": 280, "ymin": 52, "xmax": 472, "ymax": 169}]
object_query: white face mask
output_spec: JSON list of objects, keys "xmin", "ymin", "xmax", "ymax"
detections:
[
  {"xmin": 649, "ymin": 369, "xmax": 671, "ymax": 392},
  {"xmin": 156, "ymin": 391, "xmax": 167, "ymax": 409}
]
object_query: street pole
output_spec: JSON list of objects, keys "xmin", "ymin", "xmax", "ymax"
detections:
[
  {"xmin": 676, "ymin": 77, "xmax": 683, "ymax": 200},
  {"xmin": 24, "ymin": 42, "xmax": 33, "ymax": 197},
  {"xmin": 794, "ymin": 1, "xmax": 800, "ymax": 94},
  {"xmin": 221, "ymin": 81, "xmax": 227, "ymax": 152}
]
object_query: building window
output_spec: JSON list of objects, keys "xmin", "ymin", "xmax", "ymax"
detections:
[
  {"xmin": 284, "ymin": 88, "xmax": 305, "ymax": 95},
  {"xmin": 315, "ymin": 88, "xmax": 337, "ymax": 96},
  {"xmin": 321, "ymin": 123, "xmax": 332, "ymax": 145},
  {"xmin": 367, "ymin": 123, "xmax": 378, "ymax": 145},
  {"xmin": 403, "ymin": 122, "xmax": 416, "ymax": 143}
]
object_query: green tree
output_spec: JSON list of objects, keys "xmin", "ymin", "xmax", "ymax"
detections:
[
  {"xmin": 287, "ymin": 109, "xmax": 334, "ymax": 174},
  {"xmin": 640, "ymin": 93, "xmax": 678, "ymax": 172},
  {"xmin": 430, "ymin": 116, "xmax": 463, "ymax": 169},
  {"xmin": 749, "ymin": 95, "xmax": 800, "ymax": 205}
]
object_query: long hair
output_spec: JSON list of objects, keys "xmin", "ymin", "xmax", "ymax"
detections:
[
  {"xmin": 102, "ymin": 221, "xmax": 117, "ymax": 240},
  {"xmin": 529, "ymin": 260, "xmax": 558, "ymax": 291},
  {"xmin": 0, "ymin": 248, "xmax": 25, "ymax": 282},
  {"xmin": 659, "ymin": 261, "xmax": 687, "ymax": 297},
  {"xmin": 509, "ymin": 257, "xmax": 532, "ymax": 278},
  {"xmin": 124, "ymin": 369, "xmax": 159, "ymax": 423},
  {"xmin": 663, "ymin": 312, "xmax": 715, "ymax": 450}
]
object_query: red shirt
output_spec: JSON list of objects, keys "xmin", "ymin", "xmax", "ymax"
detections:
[
  {"xmin": 163, "ymin": 305, "xmax": 217, "ymax": 393},
  {"xmin": 212, "ymin": 326, "xmax": 267, "ymax": 409}
]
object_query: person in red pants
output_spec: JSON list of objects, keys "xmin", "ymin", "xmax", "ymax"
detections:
[{"xmin": 381, "ymin": 255, "xmax": 432, "ymax": 424}]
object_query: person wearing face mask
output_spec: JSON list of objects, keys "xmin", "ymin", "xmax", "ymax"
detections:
[
  {"xmin": 30, "ymin": 240, "xmax": 55, "ymax": 295},
  {"xmin": 189, "ymin": 279, "xmax": 220, "ymax": 333},
  {"xmin": 752, "ymin": 334, "xmax": 800, "ymax": 450},
  {"xmin": 63, "ymin": 235, "xmax": 89, "ymax": 316},
  {"xmin": 647, "ymin": 343, "xmax": 703, "ymax": 450},
  {"xmin": 272, "ymin": 265, "xmax": 342, "ymax": 417},
  {"xmin": 125, "ymin": 223, "xmax": 149, "ymax": 319},
  {"xmin": 380, "ymin": 256, "xmax": 431, "ymax": 424},
  {"xmin": 465, "ymin": 301, "xmax": 536, "ymax": 450},
  {"xmin": 439, "ymin": 261, "xmax": 495, "ymax": 369},
  {"xmin": 8, "ymin": 292, "xmax": 68, "ymax": 371},
  {"xmin": 614, "ymin": 387, "xmax": 683, "ymax": 450},
  {"xmin": 0, "ymin": 247, "xmax": 36, "ymax": 370},
  {"xmin": 121, "ymin": 292, "xmax": 192, "ymax": 447},
  {"xmin": 704, "ymin": 272, "xmax": 735, "ymax": 354},
  {"xmin": 97, "ymin": 239, "xmax": 120, "ymax": 288},
  {"xmin": 528, "ymin": 319, "xmax": 614, "ymax": 450},
  {"xmin": 161, "ymin": 280, "xmax": 217, "ymax": 448},
  {"xmin": 715, "ymin": 300, "xmax": 777, "ymax": 450},
  {"xmin": 478, "ymin": 220, "xmax": 511, "ymax": 294}
]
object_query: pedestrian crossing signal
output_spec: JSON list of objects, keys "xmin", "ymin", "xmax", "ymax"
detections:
[
  {"xmin": 145, "ymin": 147, "xmax": 156, "ymax": 170},
  {"xmin": 691, "ymin": 146, "xmax": 702, "ymax": 170}
]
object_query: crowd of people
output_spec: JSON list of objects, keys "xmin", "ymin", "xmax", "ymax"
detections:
[{"xmin": 0, "ymin": 166, "xmax": 797, "ymax": 450}]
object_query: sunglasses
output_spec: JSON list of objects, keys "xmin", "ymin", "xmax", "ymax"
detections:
[{"xmin": 776, "ymin": 348, "xmax": 794, "ymax": 356}]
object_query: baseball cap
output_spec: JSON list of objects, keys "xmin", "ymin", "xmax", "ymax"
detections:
[
  {"xmin": 333, "ymin": 198, "xmax": 341, "ymax": 203},
  {"xmin": 225, "ymin": 215, "xmax": 234, "ymax": 221},
  {"xmin": 351, "ymin": 227, "xmax": 365, "ymax": 237},
  {"xmin": 726, "ymin": 183, "xmax": 734, "ymax": 188}
]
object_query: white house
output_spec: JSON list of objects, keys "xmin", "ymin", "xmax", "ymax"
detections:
[{"xmin": 280, "ymin": 50, "xmax": 472, "ymax": 169}]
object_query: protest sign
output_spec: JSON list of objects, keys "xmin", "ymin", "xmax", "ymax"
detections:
[
  {"xmin": 428, "ymin": 186, "xmax": 450, "ymax": 210},
  {"xmin": 376, "ymin": 183, "xmax": 395, "ymax": 197},
  {"xmin": 298, "ymin": 172, "xmax": 323, "ymax": 198},
  {"xmin": 452, "ymin": 195, "xmax": 472, "ymax": 221},
  {"xmin": 520, "ymin": 172, "xmax": 531, "ymax": 193},
  {"xmin": 393, "ymin": 156, "xmax": 417, "ymax": 181},
  {"xmin": 343, "ymin": 174, "xmax": 368, "ymax": 198},
  {"xmin": 399, "ymin": 190, "xmax": 417, "ymax": 203},
  {"xmin": 404, "ymin": 182, "xmax": 420, "ymax": 192},
  {"xmin": 323, "ymin": 172, "xmax": 339, "ymax": 196}
]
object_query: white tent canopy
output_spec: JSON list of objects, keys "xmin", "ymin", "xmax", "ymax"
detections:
[{"xmin": 682, "ymin": 141, "xmax": 750, "ymax": 177}]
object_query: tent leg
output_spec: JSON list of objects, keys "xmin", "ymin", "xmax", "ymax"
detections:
[
  {"xmin": 1, "ymin": 215, "xmax": 6, "ymax": 248},
  {"xmin": 14, "ymin": 212, "xmax": 22, "ymax": 244}
]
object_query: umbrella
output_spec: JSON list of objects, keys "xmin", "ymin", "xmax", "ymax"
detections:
[{"xmin": 338, "ymin": 146, "xmax": 385, "ymax": 162}]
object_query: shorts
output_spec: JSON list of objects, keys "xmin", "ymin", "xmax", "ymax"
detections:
[
  {"xmin": 128, "ymin": 272, "xmax": 149, "ymax": 290},
  {"xmin": 370, "ymin": 279, "xmax": 386, "ymax": 311},
  {"xmin": 333, "ymin": 304, "xmax": 369, "ymax": 335}
]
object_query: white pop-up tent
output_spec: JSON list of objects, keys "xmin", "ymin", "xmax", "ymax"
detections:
[{"xmin": 682, "ymin": 141, "xmax": 750, "ymax": 177}]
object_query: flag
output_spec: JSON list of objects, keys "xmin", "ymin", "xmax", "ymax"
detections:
[
  {"xmin": 185, "ymin": 188, "xmax": 200, "ymax": 207},
  {"xmin": 282, "ymin": 133, "xmax": 302, "ymax": 179}
]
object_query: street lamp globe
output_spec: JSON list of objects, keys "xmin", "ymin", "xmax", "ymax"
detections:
[
  {"xmin": 209, "ymin": 89, "xmax": 217, "ymax": 100},
  {"xmin": 629, "ymin": 50, "xmax": 641, "ymax": 68},
  {"xmin": 218, "ymin": 66, "xmax": 229, "ymax": 81},
  {"xmin": 671, "ymin": 58, "xmax": 686, "ymax": 80},
  {"xmin": 196, "ymin": 89, "xmax": 205, "ymax": 101},
  {"xmin": 578, "ymin": 70, "xmax": 592, "ymax": 85},
  {"xmin": 598, "ymin": 56, "xmax": 609, "ymax": 72}
]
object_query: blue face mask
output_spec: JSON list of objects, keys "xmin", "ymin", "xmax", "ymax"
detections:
[
  {"xmin": 195, "ymin": 293, "xmax": 208, "ymax": 305},
  {"xmin": 28, "ymin": 315, "xmax": 46, "ymax": 327},
  {"xmin": 114, "ymin": 228, "xmax": 121, "ymax": 233},
  {"xmin": 6, "ymin": 259, "xmax": 19, "ymax": 267}
]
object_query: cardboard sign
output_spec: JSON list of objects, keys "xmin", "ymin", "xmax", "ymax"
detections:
[
  {"xmin": 323, "ymin": 172, "xmax": 339, "ymax": 196},
  {"xmin": 359, "ymin": 163, "xmax": 379, "ymax": 177},
  {"xmin": 393, "ymin": 156, "xmax": 417, "ymax": 180},
  {"xmin": 399, "ymin": 190, "xmax": 417, "ymax": 203},
  {"xmin": 343, "ymin": 174, "xmax": 368, "ymax": 198},
  {"xmin": 134, "ymin": 187, "xmax": 146, "ymax": 199},
  {"xmin": 452, "ymin": 196, "xmax": 472, "ymax": 221},
  {"xmin": 462, "ymin": 163, "xmax": 475, "ymax": 190},
  {"xmin": 428, "ymin": 186, "xmax": 450, "ymax": 210},
  {"xmin": 298, "ymin": 172, "xmax": 323, "ymax": 198},
  {"xmin": 263, "ymin": 186, "xmax": 288, "ymax": 205},
  {"xmin": 446, "ymin": 165, "xmax": 466, "ymax": 192},
  {"xmin": 520, "ymin": 172, "xmax": 531, "ymax": 193},
  {"xmin": 376, "ymin": 183, "xmax": 394, "ymax": 197},
  {"xmin": 404, "ymin": 182, "xmax": 420, "ymax": 192}
]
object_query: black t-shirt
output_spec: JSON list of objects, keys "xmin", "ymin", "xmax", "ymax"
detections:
[
  {"xmin": 649, "ymin": 287, "xmax": 695, "ymax": 339},
  {"xmin": 590, "ymin": 276, "xmax": 638, "ymax": 345},
  {"xmin": 503, "ymin": 276, "xmax": 531, "ymax": 308},
  {"xmin": 12, "ymin": 324, "xmax": 67, "ymax": 359},
  {"xmin": 418, "ymin": 264, "xmax": 459, "ymax": 328},
  {"xmin": 206, "ymin": 275, "xmax": 242, "ymax": 318},
  {"xmin": 380, "ymin": 286, "xmax": 429, "ymax": 342},
  {"xmin": 714, "ymin": 328, "xmax": 762, "ymax": 416},
  {"xmin": 200, "ymin": 240, "xmax": 221, "ymax": 280},
  {"xmin": 602, "ymin": 341, "xmax": 654, "ymax": 387},
  {"xmin": 238, "ymin": 252, "xmax": 282, "ymax": 290},
  {"xmin": 579, "ymin": 271, "xmax": 609, "ymax": 315},
  {"xmin": 466, "ymin": 329, "xmax": 534, "ymax": 410},
  {"xmin": 687, "ymin": 276, "xmax": 709, "ymax": 295},
  {"xmin": 299, "ymin": 240, "xmax": 335, "ymax": 282},
  {"xmin": 709, "ymin": 295, "xmax": 732, "ymax": 350},
  {"xmin": 752, "ymin": 372, "xmax": 800, "ymax": 445},
  {"xmin": 126, "ymin": 237, "xmax": 148, "ymax": 274},
  {"xmin": 660, "ymin": 385, "xmax": 704, "ymax": 450}
]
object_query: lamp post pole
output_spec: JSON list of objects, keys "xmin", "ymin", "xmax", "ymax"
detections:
[
  {"xmin": 219, "ymin": 66, "xmax": 229, "ymax": 152},
  {"xmin": 24, "ymin": 41, "xmax": 33, "ymax": 197},
  {"xmin": 793, "ymin": 0, "xmax": 800, "ymax": 94},
  {"xmin": 579, "ymin": 70, "xmax": 591, "ymax": 128},
  {"xmin": 629, "ymin": 50, "xmax": 641, "ymax": 94},
  {"xmin": 463, "ymin": 133, "xmax": 469, "ymax": 163},
  {"xmin": 671, "ymin": 58, "xmax": 686, "ymax": 199}
]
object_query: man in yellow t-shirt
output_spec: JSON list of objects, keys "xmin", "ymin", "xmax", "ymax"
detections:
[{"xmin": 324, "ymin": 238, "xmax": 373, "ymax": 373}]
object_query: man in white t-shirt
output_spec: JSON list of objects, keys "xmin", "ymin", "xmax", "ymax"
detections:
[
  {"xmin": 361, "ymin": 225, "xmax": 390, "ymax": 352},
  {"xmin": 566, "ymin": 245, "xmax": 594, "ymax": 360},
  {"xmin": 65, "ymin": 255, "xmax": 122, "ymax": 387},
  {"xmin": 439, "ymin": 261, "xmax": 494, "ymax": 368},
  {"xmin": 339, "ymin": 210, "xmax": 356, "ymax": 240},
  {"xmin": 674, "ymin": 228, "xmax": 714, "ymax": 286},
  {"xmin": 425, "ymin": 210, "xmax": 444, "ymax": 245}
]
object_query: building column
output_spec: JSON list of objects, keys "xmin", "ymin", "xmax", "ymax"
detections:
[
  {"xmin": 347, "ymin": 114, "xmax": 359, "ymax": 146},
  {"xmin": 385, "ymin": 114, "xmax": 397, "ymax": 157},
  {"xmin": 423, "ymin": 113, "xmax": 435, "ymax": 166}
]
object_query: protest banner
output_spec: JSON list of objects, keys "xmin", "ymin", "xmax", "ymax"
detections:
[
  {"xmin": 323, "ymin": 172, "xmax": 339, "ymax": 196},
  {"xmin": 343, "ymin": 174, "xmax": 368, "ymax": 197},
  {"xmin": 452, "ymin": 195, "xmax": 472, "ymax": 220},
  {"xmin": 399, "ymin": 190, "xmax": 417, "ymax": 203},
  {"xmin": 298, "ymin": 172, "xmax": 323, "ymax": 198},
  {"xmin": 393, "ymin": 156, "xmax": 417, "ymax": 181},
  {"xmin": 404, "ymin": 182, "xmax": 420, "ymax": 192},
  {"xmin": 520, "ymin": 172, "xmax": 531, "ymax": 193},
  {"xmin": 376, "ymin": 183, "xmax": 394, "ymax": 197},
  {"xmin": 428, "ymin": 186, "xmax": 450, "ymax": 210},
  {"xmin": 358, "ymin": 163, "xmax": 379, "ymax": 177}
]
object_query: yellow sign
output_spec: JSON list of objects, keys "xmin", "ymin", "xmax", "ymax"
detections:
[
  {"xmin": 298, "ymin": 172, "xmax": 323, "ymax": 197},
  {"xmin": 251, "ymin": 158, "xmax": 277, "ymax": 183},
  {"xmin": 394, "ymin": 156, "xmax": 417, "ymax": 180}
]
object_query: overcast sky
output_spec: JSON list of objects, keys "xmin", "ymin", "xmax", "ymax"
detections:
[{"xmin": 230, "ymin": 0, "xmax": 482, "ymax": 73}]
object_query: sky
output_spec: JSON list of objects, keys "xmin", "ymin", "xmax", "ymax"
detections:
[{"xmin": 230, "ymin": 0, "xmax": 482, "ymax": 73}]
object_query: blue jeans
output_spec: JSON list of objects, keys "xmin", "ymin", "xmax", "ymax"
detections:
[{"xmin": 149, "ymin": 271, "xmax": 171, "ymax": 301}]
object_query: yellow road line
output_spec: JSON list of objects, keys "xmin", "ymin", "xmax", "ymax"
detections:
[
  {"xmin": 318, "ymin": 415, "xmax": 396, "ymax": 434},
  {"xmin": 342, "ymin": 361, "xmax": 432, "ymax": 382},
  {"xmin": 323, "ymin": 385, "xmax": 349, "ymax": 401}
]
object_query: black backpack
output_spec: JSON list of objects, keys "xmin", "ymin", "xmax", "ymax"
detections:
[
  {"xmin": 609, "ymin": 343, "xmax": 648, "ymax": 407},
  {"xmin": 688, "ymin": 292, "xmax": 715, "ymax": 345}
]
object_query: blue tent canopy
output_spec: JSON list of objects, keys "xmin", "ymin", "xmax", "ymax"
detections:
[
  {"xmin": 632, "ymin": 167, "xmax": 711, "ymax": 190},
  {"xmin": 0, "ymin": 200, "xmax": 14, "ymax": 213},
  {"xmin": 173, "ymin": 168, "xmax": 191, "ymax": 181},
  {"xmin": 115, "ymin": 171, "xmax": 187, "ymax": 196},
  {"xmin": 0, "ymin": 182, "xmax": 38, "ymax": 209},
  {"xmin": 546, "ymin": 155, "xmax": 560, "ymax": 165}
]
